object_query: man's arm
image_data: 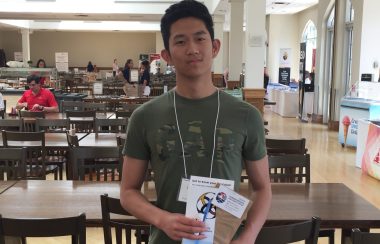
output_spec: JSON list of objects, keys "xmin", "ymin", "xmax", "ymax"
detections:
[
  {"xmin": 232, "ymin": 156, "xmax": 272, "ymax": 243},
  {"xmin": 120, "ymin": 156, "xmax": 207, "ymax": 241}
]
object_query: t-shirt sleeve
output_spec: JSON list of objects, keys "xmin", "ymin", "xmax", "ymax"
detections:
[
  {"xmin": 122, "ymin": 108, "xmax": 151, "ymax": 160},
  {"xmin": 242, "ymin": 106, "xmax": 267, "ymax": 161},
  {"xmin": 47, "ymin": 91, "xmax": 58, "ymax": 107},
  {"xmin": 18, "ymin": 93, "xmax": 27, "ymax": 103}
]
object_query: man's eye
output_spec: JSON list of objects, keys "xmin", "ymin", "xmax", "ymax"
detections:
[{"xmin": 175, "ymin": 40, "xmax": 185, "ymax": 45}]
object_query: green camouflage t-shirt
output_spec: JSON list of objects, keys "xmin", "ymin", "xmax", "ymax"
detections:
[{"xmin": 123, "ymin": 89, "xmax": 266, "ymax": 244}]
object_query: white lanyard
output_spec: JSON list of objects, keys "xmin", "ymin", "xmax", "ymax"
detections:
[{"xmin": 173, "ymin": 88, "xmax": 220, "ymax": 179}]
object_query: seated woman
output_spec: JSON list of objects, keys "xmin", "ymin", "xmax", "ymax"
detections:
[{"xmin": 36, "ymin": 58, "xmax": 50, "ymax": 86}]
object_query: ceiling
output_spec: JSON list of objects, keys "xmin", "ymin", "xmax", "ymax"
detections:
[{"xmin": 0, "ymin": 0, "xmax": 318, "ymax": 32}]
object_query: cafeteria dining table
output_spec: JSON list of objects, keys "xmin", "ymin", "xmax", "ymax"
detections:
[
  {"xmin": 4, "ymin": 111, "xmax": 115, "ymax": 120},
  {"xmin": 0, "ymin": 180, "xmax": 17, "ymax": 194},
  {"xmin": 0, "ymin": 132, "xmax": 124, "ymax": 148},
  {"xmin": 0, "ymin": 181, "xmax": 380, "ymax": 234}
]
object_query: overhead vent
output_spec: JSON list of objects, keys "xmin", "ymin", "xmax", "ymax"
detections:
[
  {"xmin": 75, "ymin": 14, "xmax": 89, "ymax": 17},
  {"xmin": 273, "ymin": 2, "xmax": 290, "ymax": 5},
  {"xmin": 26, "ymin": 0, "xmax": 56, "ymax": 2}
]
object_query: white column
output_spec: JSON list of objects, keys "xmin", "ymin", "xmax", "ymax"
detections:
[
  {"xmin": 155, "ymin": 32, "xmax": 166, "ymax": 73},
  {"xmin": 244, "ymin": 0, "xmax": 266, "ymax": 88},
  {"xmin": 21, "ymin": 29, "xmax": 31, "ymax": 66},
  {"xmin": 213, "ymin": 15, "xmax": 224, "ymax": 74},
  {"xmin": 228, "ymin": 0, "xmax": 244, "ymax": 81}
]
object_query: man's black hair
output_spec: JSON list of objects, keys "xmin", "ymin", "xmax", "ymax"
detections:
[
  {"xmin": 160, "ymin": 0, "xmax": 214, "ymax": 51},
  {"xmin": 26, "ymin": 74, "xmax": 40, "ymax": 84}
]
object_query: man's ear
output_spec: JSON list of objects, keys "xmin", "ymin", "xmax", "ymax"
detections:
[
  {"xmin": 212, "ymin": 39, "xmax": 221, "ymax": 58},
  {"xmin": 161, "ymin": 49, "xmax": 171, "ymax": 65}
]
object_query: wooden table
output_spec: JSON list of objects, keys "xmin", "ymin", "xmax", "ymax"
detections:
[
  {"xmin": 4, "ymin": 112, "xmax": 114, "ymax": 120},
  {"xmin": 0, "ymin": 132, "xmax": 123, "ymax": 148},
  {"xmin": 0, "ymin": 180, "xmax": 17, "ymax": 194},
  {"xmin": 1, "ymin": 181, "xmax": 380, "ymax": 230}
]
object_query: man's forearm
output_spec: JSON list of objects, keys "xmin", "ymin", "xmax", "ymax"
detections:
[
  {"xmin": 239, "ymin": 185, "xmax": 272, "ymax": 242},
  {"xmin": 120, "ymin": 188, "xmax": 168, "ymax": 228},
  {"xmin": 43, "ymin": 106, "xmax": 58, "ymax": 113}
]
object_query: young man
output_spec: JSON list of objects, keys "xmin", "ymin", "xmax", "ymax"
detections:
[
  {"xmin": 16, "ymin": 74, "xmax": 59, "ymax": 112},
  {"xmin": 120, "ymin": 1, "xmax": 271, "ymax": 243}
]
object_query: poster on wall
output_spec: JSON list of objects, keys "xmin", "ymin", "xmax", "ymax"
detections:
[
  {"xmin": 299, "ymin": 42, "xmax": 306, "ymax": 119},
  {"xmin": 279, "ymin": 68, "xmax": 290, "ymax": 85},
  {"xmin": 139, "ymin": 54, "xmax": 149, "ymax": 62},
  {"xmin": 149, "ymin": 53, "xmax": 161, "ymax": 74},
  {"xmin": 279, "ymin": 48, "xmax": 291, "ymax": 68},
  {"xmin": 55, "ymin": 52, "xmax": 69, "ymax": 72}
]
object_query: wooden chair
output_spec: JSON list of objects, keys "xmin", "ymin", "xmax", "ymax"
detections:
[
  {"xmin": 1, "ymin": 130, "xmax": 58, "ymax": 180},
  {"xmin": 115, "ymin": 110, "xmax": 133, "ymax": 119},
  {"xmin": 61, "ymin": 100, "xmax": 84, "ymax": 113},
  {"xmin": 95, "ymin": 118, "xmax": 127, "ymax": 133},
  {"xmin": 268, "ymin": 154, "xmax": 310, "ymax": 183},
  {"xmin": 268, "ymin": 153, "xmax": 335, "ymax": 243},
  {"xmin": 255, "ymin": 216, "xmax": 321, "ymax": 244},
  {"xmin": 0, "ymin": 147, "xmax": 27, "ymax": 180},
  {"xmin": 266, "ymin": 138, "xmax": 308, "ymax": 155},
  {"xmin": 19, "ymin": 111, "xmax": 45, "ymax": 132},
  {"xmin": 69, "ymin": 147, "xmax": 122, "ymax": 181},
  {"xmin": 0, "ymin": 119, "xmax": 21, "ymax": 131},
  {"xmin": 36, "ymin": 118, "xmax": 70, "ymax": 180},
  {"xmin": 352, "ymin": 228, "xmax": 380, "ymax": 244},
  {"xmin": 36, "ymin": 118, "xmax": 70, "ymax": 133},
  {"xmin": 66, "ymin": 110, "xmax": 96, "ymax": 133},
  {"xmin": 100, "ymin": 194, "xmax": 150, "ymax": 244},
  {"xmin": 0, "ymin": 213, "xmax": 86, "ymax": 244},
  {"xmin": 83, "ymin": 102, "xmax": 107, "ymax": 113}
]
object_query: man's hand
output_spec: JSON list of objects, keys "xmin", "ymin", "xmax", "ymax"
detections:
[
  {"xmin": 157, "ymin": 212, "xmax": 207, "ymax": 241},
  {"xmin": 31, "ymin": 104, "xmax": 40, "ymax": 110}
]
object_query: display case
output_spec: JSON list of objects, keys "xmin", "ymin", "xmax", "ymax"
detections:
[
  {"xmin": 0, "ymin": 67, "xmax": 58, "ymax": 88},
  {"xmin": 339, "ymin": 81, "xmax": 380, "ymax": 147}
]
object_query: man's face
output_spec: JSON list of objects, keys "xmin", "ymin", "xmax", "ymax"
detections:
[
  {"xmin": 28, "ymin": 80, "xmax": 41, "ymax": 94},
  {"xmin": 162, "ymin": 17, "xmax": 219, "ymax": 81}
]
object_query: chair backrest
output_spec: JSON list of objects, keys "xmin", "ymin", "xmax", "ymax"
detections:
[
  {"xmin": 100, "ymin": 194, "xmax": 150, "ymax": 244},
  {"xmin": 255, "ymin": 216, "xmax": 321, "ymax": 244},
  {"xmin": 83, "ymin": 102, "xmax": 107, "ymax": 113},
  {"xmin": 61, "ymin": 100, "xmax": 84, "ymax": 113},
  {"xmin": 2, "ymin": 130, "xmax": 46, "ymax": 180},
  {"xmin": 352, "ymin": 228, "xmax": 380, "ymax": 244},
  {"xmin": 66, "ymin": 110, "xmax": 96, "ymax": 133},
  {"xmin": 66, "ymin": 131, "xmax": 79, "ymax": 148},
  {"xmin": 268, "ymin": 154, "xmax": 311, "ymax": 183},
  {"xmin": 115, "ymin": 110, "xmax": 133, "ymax": 119},
  {"xmin": 0, "ymin": 213, "xmax": 86, "ymax": 244},
  {"xmin": 0, "ymin": 147, "xmax": 27, "ymax": 180},
  {"xmin": 69, "ymin": 147, "xmax": 122, "ymax": 181},
  {"xmin": 95, "ymin": 118, "xmax": 127, "ymax": 133},
  {"xmin": 19, "ymin": 110, "xmax": 45, "ymax": 118},
  {"xmin": 36, "ymin": 118, "xmax": 70, "ymax": 133},
  {"xmin": 266, "ymin": 138, "xmax": 307, "ymax": 155},
  {"xmin": 0, "ymin": 119, "xmax": 21, "ymax": 131}
]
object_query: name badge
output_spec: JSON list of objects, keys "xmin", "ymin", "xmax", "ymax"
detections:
[{"xmin": 177, "ymin": 178, "xmax": 190, "ymax": 202}]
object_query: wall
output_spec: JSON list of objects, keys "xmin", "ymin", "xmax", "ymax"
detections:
[
  {"xmin": 357, "ymin": 0, "xmax": 380, "ymax": 82},
  {"xmin": 267, "ymin": 14, "xmax": 299, "ymax": 83},
  {"xmin": 0, "ymin": 31, "xmax": 3, "ymax": 49},
  {"xmin": 28, "ymin": 31, "xmax": 156, "ymax": 68},
  {"xmin": 1, "ymin": 30, "xmax": 22, "ymax": 62},
  {"xmin": 222, "ymin": 31, "xmax": 229, "ymax": 72}
]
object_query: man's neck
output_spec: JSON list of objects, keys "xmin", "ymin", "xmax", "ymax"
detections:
[{"xmin": 175, "ymin": 75, "xmax": 216, "ymax": 99}]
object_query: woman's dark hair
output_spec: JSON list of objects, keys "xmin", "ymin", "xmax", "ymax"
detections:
[
  {"xmin": 141, "ymin": 60, "xmax": 150, "ymax": 70},
  {"xmin": 124, "ymin": 59, "xmax": 133, "ymax": 69},
  {"xmin": 27, "ymin": 74, "xmax": 41, "ymax": 84},
  {"xmin": 160, "ymin": 0, "xmax": 214, "ymax": 51},
  {"xmin": 36, "ymin": 59, "xmax": 46, "ymax": 68}
]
